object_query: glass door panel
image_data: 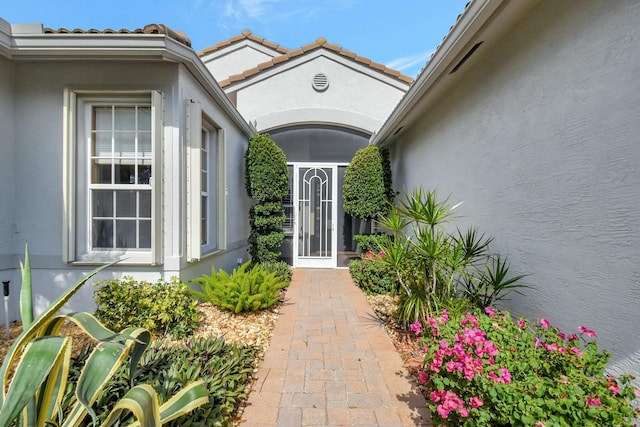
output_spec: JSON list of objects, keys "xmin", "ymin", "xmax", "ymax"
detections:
[{"xmin": 294, "ymin": 165, "xmax": 337, "ymax": 268}]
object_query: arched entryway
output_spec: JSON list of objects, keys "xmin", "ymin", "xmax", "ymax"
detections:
[{"xmin": 268, "ymin": 125, "xmax": 371, "ymax": 268}]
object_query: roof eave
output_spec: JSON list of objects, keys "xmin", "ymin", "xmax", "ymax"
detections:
[
  {"xmin": 371, "ymin": 0, "xmax": 536, "ymax": 147},
  {"xmin": 0, "ymin": 30, "xmax": 255, "ymax": 137}
]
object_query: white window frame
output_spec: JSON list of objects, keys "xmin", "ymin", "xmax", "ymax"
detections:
[
  {"xmin": 186, "ymin": 100, "xmax": 226, "ymax": 262},
  {"xmin": 63, "ymin": 89, "xmax": 163, "ymax": 264}
]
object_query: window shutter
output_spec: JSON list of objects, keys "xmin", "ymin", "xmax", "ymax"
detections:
[
  {"xmin": 62, "ymin": 89, "xmax": 77, "ymax": 263},
  {"xmin": 186, "ymin": 100, "xmax": 202, "ymax": 262},
  {"xmin": 151, "ymin": 90, "xmax": 164, "ymax": 265}
]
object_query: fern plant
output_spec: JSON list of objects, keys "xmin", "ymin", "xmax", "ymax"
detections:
[{"xmin": 191, "ymin": 261, "xmax": 286, "ymax": 313}]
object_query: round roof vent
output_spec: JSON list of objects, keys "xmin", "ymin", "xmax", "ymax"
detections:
[{"xmin": 312, "ymin": 73, "xmax": 329, "ymax": 92}]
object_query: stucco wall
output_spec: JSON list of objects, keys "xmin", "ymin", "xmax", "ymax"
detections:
[
  {"xmin": 5, "ymin": 60, "xmax": 251, "ymax": 317},
  {"xmin": 389, "ymin": 0, "xmax": 640, "ymax": 382},
  {"xmin": 235, "ymin": 53, "xmax": 407, "ymax": 133},
  {"xmin": 202, "ymin": 43, "xmax": 278, "ymax": 82},
  {"xmin": 0, "ymin": 55, "xmax": 19, "ymax": 322}
]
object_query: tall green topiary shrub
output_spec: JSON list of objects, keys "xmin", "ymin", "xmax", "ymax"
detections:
[
  {"xmin": 245, "ymin": 134, "xmax": 289, "ymax": 262},
  {"xmin": 343, "ymin": 145, "xmax": 393, "ymax": 234}
]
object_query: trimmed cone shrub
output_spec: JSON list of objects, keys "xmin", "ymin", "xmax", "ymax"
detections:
[{"xmin": 245, "ymin": 134, "xmax": 289, "ymax": 262}]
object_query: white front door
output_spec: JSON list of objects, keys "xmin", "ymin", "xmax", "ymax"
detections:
[{"xmin": 293, "ymin": 164, "xmax": 338, "ymax": 268}]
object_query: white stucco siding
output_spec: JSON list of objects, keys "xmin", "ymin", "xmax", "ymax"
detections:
[
  {"xmin": 0, "ymin": 56, "xmax": 15, "ymax": 261},
  {"xmin": 235, "ymin": 54, "xmax": 407, "ymax": 133},
  {"xmin": 390, "ymin": 0, "xmax": 640, "ymax": 381},
  {"xmin": 202, "ymin": 42, "xmax": 279, "ymax": 82}
]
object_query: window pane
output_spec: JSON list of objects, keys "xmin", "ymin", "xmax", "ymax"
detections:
[
  {"xmin": 93, "ymin": 190, "xmax": 113, "ymax": 217},
  {"xmin": 115, "ymin": 163, "xmax": 136, "ymax": 184},
  {"xmin": 115, "ymin": 220, "xmax": 136, "ymax": 248},
  {"xmin": 138, "ymin": 165, "xmax": 151, "ymax": 185},
  {"xmin": 139, "ymin": 132, "xmax": 152, "ymax": 157},
  {"xmin": 114, "ymin": 132, "xmax": 135, "ymax": 154},
  {"xmin": 116, "ymin": 191, "xmax": 136, "ymax": 217},
  {"xmin": 93, "ymin": 219, "xmax": 113, "ymax": 248},
  {"xmin": 139, "ymin": 220, "xmax": 151, "ymax": 248},
  {"xmin": 201, "ymin": 196, "xmax": 208, "ymax": 245},
  {"xmin": 93, "ymin": 132, "xmax": 112, "ymax": 156},
  {"xmin": 94, "ymin": 107, "xmax": 112, "ymax": 131},
  {"xmin": 138, "ymin": 107, "xmax": 151, "ymax": 131},
  {"xmin": 201, "ymin": 171, "xmax": 207, "ymax": 191},
  {"xmin": 114, "ymin": 108, "xmax": 136, "ymax": 130},
  {"xmin": 139, "ymin": 190, "xmax": 151, "ymax": 217},
  {"xmin": 92, "ymin": 163, "xmax": 112, "ymax": 184}
]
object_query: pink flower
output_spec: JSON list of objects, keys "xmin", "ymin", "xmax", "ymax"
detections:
[
  {"xmin": 429, "ymin": 390, "xmax": 443, "ymax": 402},
  {"xmin": 579, "ymin": 326, "xmax": 597, "ymax": 337},
  {"xmin": 410, "ymin": 321, "xmax": 422, "ymax": 336},
  {"xmin": 557, "ymin": 332, "xmax": 566, "ymax": 340},
  {"xmin": 517, "ymin": 319, "xmax": 526, "ymax": 327},
  {"xmin": 634, "ymin": 389, "xmax": 640, "ymax": 397},
  {"xmin": 469, "ymin": 396, "xmax": 484, "ymax": 408},
  {"xmin": 609, "ymin": 384, "xmax": 619, "ymax": 395},
  {"xmin": 488, "ymin": 367, "xmax": 512, "ymax": 384},
  {"xmin": 436, "ymin": 405, "xmax": 450, "ymax": 418},
  {"xmin": 462, "ymin": 313, "xmax": 479, "ymax": 328},
  {"xmin": 567, "ymin": 333, "xmax": 579, "ymax": 341},
  {"xmin": 419, "ymin": 371, "xmax": 428, "ymax": 383},
  {"xmin": 485, "ymin": 307, "xmax": 496, "ymax": 318},
  {"xmin": 545, "ymin": 343, "xmax": 558, "ymax": 352},
  {"xmin": 587, "ymin": 397, "xmax": 601, "ymax": 407},
  {"xmin": 570, "ymin": 347, "xmax": 583, "ymax": 358},
  {"xmin": 439, "ymin": 310, "xmax": 449, "ymax": 324},
  {"xmin": 459, "ymin": 407, "xmax": 469, "ymax": 417},
  {"xmin": 540, "ymin": 318, "xmax": 550, "ymax": 329}
]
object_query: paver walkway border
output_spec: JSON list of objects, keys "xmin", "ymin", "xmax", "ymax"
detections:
[{"xmin": 241, "ymin": 268, "xmax": 430, "ymax": 426}]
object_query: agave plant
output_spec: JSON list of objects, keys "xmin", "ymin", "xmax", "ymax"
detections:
[{"xmin": 0, "ymin": 245, "xmax": 208, "ymax": 426}]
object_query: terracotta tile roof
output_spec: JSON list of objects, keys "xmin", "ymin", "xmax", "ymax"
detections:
[
  {"xmin": 198, "ymin": 29, "xmax": 290, "ymax": 57},
  {"xmin": 43, "ymin": 24, "xmax": 192, "ymax": 47},
  {"xmin": 217, "ymin": 35, "xmax": 414, "ymax": 88}
]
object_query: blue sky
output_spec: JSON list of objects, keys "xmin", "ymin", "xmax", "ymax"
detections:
[{"xmin": 2, "ymin": 1, "xmax": 469, "ymax": 77}]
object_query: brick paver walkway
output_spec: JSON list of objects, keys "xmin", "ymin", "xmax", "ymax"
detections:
[{"xmin": 241, "ymin": 269, "xmax": 430, "ymax": 426}]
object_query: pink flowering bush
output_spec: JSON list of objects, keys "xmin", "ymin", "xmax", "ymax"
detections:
[{"xmin": 415, "ymin": 308, "xmax": 639, "ymax": 426}]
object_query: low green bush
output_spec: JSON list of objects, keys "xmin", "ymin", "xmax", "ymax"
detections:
[
  {"xmin": 349, "ymin": 251, "xmax": 397, "ymax": 295},
  {"xmin": 414, "ymin": 308, "xmax": 640, "ymax": 426},
  {"xmin": 94, "ymin": 276, "xmax": 199, "ymax": 339},
  {"xmin": 191, "ymin": 261, "xmax": 286, "ymax": 313},
  {"xmin": 353, "ymin": 233, "xmax": 383, "ymax": 253},
  {"xmin": 256, "ymin": 260, "xmax": 292, "ymax": 285},
  {"xmin": 63, "ymin": 337, "xmax": 256, "ymax": 427}
]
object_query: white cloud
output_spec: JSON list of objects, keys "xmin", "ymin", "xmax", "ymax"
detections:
[{"xmin": 386, "ymin": 49, "xmax": 434, "ymax": 74}]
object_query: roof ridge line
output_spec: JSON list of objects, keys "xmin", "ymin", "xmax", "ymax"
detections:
[
  {"xmin": 218, "ymin": 35, "xmax": 413, "ymax": 88},
  {"xmin": 198, "ymin": 29, "xmax": 290, "ymax": 56}
]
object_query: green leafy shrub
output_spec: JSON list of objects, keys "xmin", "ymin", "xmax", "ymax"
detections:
[
  {"xmin": 94, "ymin": 276, "xmax": 200, "ymax": 339},
  {"xmin": 257, "ymin": 260, "xmax": 293, "ymax": 285},
  {"xmin": 354, "ymin": 233, "xmax": 388, "ymax": 253},
  {"xmin": 64, "ymin": 337, "xmax": 256, "ymax": 427},
  {"xmin": 245, "ymin": 134, "xmax": 289, "ymax": 262},
  {"xmin": 343, "ymin": 145, "xmax": 393, "ymax": 228},
  {"xmin": 376, "ymin": 188, "xmax": 527, "ymax": 324},
  {"xmin": 191, "ymin": 261, "xmax": 286, "ymax": 313},
  {"xmin": 0, "ymin": 246, "xmax": 207, "ymax": 427},
  {"xmin": 349, "ymin": 251, "xmax": 397, "ymax": 295},
  {"xmin": 413, "ymin": 308, "xmax": 640, "ymax": 426}
]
